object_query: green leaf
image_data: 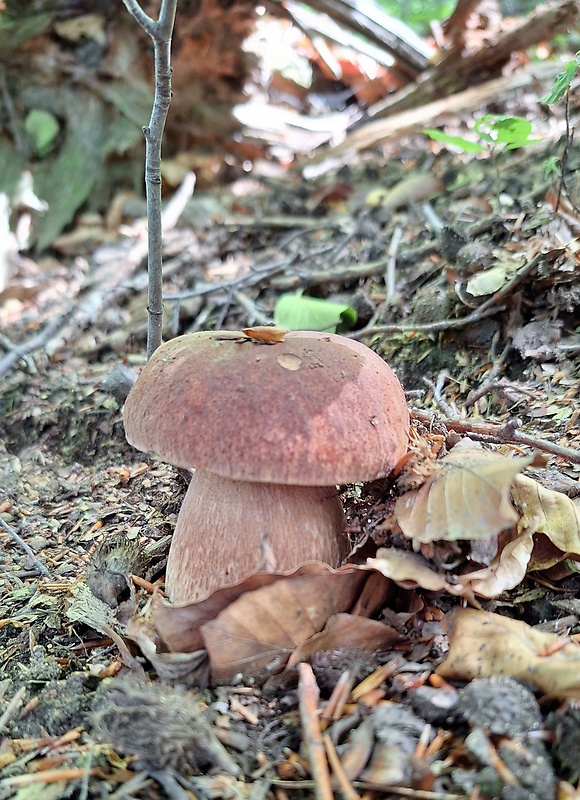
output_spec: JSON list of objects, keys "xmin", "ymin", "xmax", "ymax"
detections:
[
  {"xmin": 25, "ymin": 109, "xmax": 60, "ymax": 156},
  {"xmin": 423, "ymin": 129, "xmax": 486, "ymax": 153},
  {"xmin": 543, "ymin": 156, "xmax": 560, "ymax": 179},
  {"xmin": 32, "ymin": 90, "xmax": 106, "ymax": 251},
  {"xmin": 542, "ymin": 55, "xmax": 580, "ymax": 104},
  {"xmin": 474, "ymin": 115, "xmax": 534, "ymax": 149},
  {"xmin": 274, "ymin": 294, "xmax": 357, "ymax": 332}
]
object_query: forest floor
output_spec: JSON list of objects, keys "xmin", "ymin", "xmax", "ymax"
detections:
[{"xmin": 1, "ymin": 92, "xmax": 580, "ymax": 800}]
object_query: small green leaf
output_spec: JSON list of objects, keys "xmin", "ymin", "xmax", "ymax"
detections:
[
  {"xmin": 474, "ymin": 115, "xmax": 534, "ymax": 149},
  {"xmin": 543, "ymin": 156, "xmax": 560, "ymax": 178},
  {"xmin": 274, "ymin": 294, "xmax": 357, "ymax": 333},
  {"xmin": 542, "ymin": 55, "xmax": 580, "ymax": 104},
  {"xmin": 25, "ymin": 109, "xmax": 60, "ymax": 156},
  {"xmin": 423, "ymin": 129, "xmax": 486, "ymax": 153},
  {"xmin": 492, "ymin": 116, "xmax": 532, "ymax": 145}
]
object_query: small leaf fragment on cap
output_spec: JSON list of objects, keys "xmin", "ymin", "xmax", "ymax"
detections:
[{"xmin": 243, "ymin": 325, "xmax": 288, "ymax": 343}]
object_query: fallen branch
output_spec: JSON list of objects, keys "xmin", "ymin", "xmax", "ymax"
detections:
[
  {"xmin": 0, "ymin": 172, "xmax": 197, "ymax": 378},
  {"xmin": 0, "ymin": 516, "xmax": 50, "ymax": 576},
  {"xmin": 311, "ymin": 60, "xmax": 560, "ymax": 162},
  {"xmin": 0, "ymin": 303, "xmax": 75, "ymax": 380},
  {"xmin": 411, "ymin": 410, "xmax": 580, "ymax": 465},
  {"xmin": 350, "ymin": 253, "xmax": 542, "ymax": 340}
]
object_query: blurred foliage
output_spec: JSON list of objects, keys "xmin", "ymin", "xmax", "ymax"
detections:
[
  {"xmin": 376, "ymin": 0, "xmax": 454, "ymax": 33},
  {"xmin": 542, "ymin": 52, "xmax": 580, "ymax": 104},
  {"xmin": 377, "ymin": 0, "xmax": 545, "ymax": 33}
]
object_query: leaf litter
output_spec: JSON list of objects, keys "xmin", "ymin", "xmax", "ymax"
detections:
[{"xmin": 3, "ymin": 9, "xmax": 580, "ymax": 800}]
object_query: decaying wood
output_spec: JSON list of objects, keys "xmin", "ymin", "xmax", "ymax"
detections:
[
  {"xmin": 411, "ymin": 410, "xmax": 580, "ymax": 464},
  {"xmin": 320, "ymin": 59, "xmax": 560, "ymax": 158},
  {"xmin": 368, "ymin": 0, "xmax": 579, "ymax": 118},
  {"xmin": 276, "ymin": 0, "xmax": 436, "ymax": 79}
]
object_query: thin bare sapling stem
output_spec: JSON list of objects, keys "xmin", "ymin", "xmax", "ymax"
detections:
[{"xmin": 121, "ymin": 0, "xmax": 178, "ymax": 358}]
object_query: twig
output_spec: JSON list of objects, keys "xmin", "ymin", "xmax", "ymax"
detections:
[
  {"xmin": 385, "ymin": 225, "xmax": 403, "ymax": 298},
  {"xmin": 350, "ymin": 253, "xmax": 543, "ymax": 340},
  {"xmin": 0, "ymin": 516, "xmax": 50, "ymax": 577},
  {"xmin": 298, "ymin": 663, "xmax": 333, "ymax": 800},
  {"xmin": 161, "ymin": 171, "xmax": 196, "ymax": 231},
  {"xmin": 232, "ymin": 291, "xmax": 274, "ymax": 325},
  {"xmin": 2, "ymin": 768, "xmax": 104, "ymax": 787},
  {"xmin": 271, "ymin": 255, "xmax": 393, "ymax": 292},
  {"xmin": 423, "ymin": 374, "xmax": 458, "ymax": 419},
  {"xmin": 0, "ymin": 686, "xmax": 26, "ymax": 735},
  {"xmin": 465, "ymin": 338, "xmax": 511, "ymax": 408},
  {"xmin": 143, "ymin": 768, "xmax": 191, "ymax": 800},
  {"xmin": 0, "ymin": 302, "xmax": 75, "ymax": 380},
  {"xmin": 411, "ymin": 409, "xmax": 580, "ymax": 464},
  {"xmin": 324, "ymin": 734, "xmax": 361, "ymax": 800},
  {"xmin": 163, "ymin": 254, "xmax": 299, "ymax": 301},
  {"xmin": 122, "ymin": 0, "xmax": 180, "ymax": 358}
]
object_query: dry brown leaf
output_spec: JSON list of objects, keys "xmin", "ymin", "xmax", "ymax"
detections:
[
  {"xmin": 152, "ymin": 563, "xmax": 332, "ymax": 653},
  {"xmin": 242, "ymin": 325, "xmax": 288, "ymax": 343},
  {"xmin": 512, "ymin": 474, "xmax": 580, "ymax": 555},
  {"xmin": 396, "ymin": 447, "xmax": 532, "ymax": 543},
  {"xmin": 459, "ymin": 532, "xmax": 534, "ymax": 597},
  {"xmin": 367, "ymin": 550, "xmax": 469, "ymax": 596},
  {"xmin": 369, "ymin": 530, "xmax": 534, "ymax": 599},
  {"xmin": 287, "ymin": 612, "xmax": 401, "ymax": 667},
  {"xmin": 437, "ymin": 607, "xmax": 580, "ymax": 696},
  {"xmin": 200, "ymin": 567, "xmax": 370, "ymax": 682}
]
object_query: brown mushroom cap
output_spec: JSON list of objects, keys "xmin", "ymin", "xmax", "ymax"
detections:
[{"xmin": 124, "ymin": 330, "xmax": 409, "ymax": 485}]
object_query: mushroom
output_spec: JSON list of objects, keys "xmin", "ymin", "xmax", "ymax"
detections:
[{"xmin": 123, "ymin": 330, "xmax": 409, "ymax": 602}]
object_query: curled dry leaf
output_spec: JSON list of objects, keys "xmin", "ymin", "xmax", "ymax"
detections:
[
  {"xmin": 369, "ymin": 530, "xmax": 534, "ymax": 599},
  {"xmin": 202, "ymin": 567, "xmax": 372, "ymax": 683},
  {"xmin": 148, "ymin": 563, "xmax": 391, "ymax": 684},
  {"xmin": 287, "ymin": 613, "xmax": 401, "ymax": 667},
  {"xmin": 242, "ymin": 325, "xmax": 288, "ymax": 343},
  {"xmin": 460, "ymin": 532, "xmax": 534, "ymax": 597},
  {"xmin": 395, "ymin": 448, "xmax": 532, "ymax": 543},
  {"xmin": 437, "ymin": 607, "xmax": 580, "ymax": 697},
  {"xmin": 368, "ymin": 549, "xmax": 469, "ymax": 597},
  {"xmin": 512, "ymin": 474, "xmax": 580, "ymax": 556},
  {"xmin": 151, "ymin": 567, "xmax": 328, "ymax": 653}
]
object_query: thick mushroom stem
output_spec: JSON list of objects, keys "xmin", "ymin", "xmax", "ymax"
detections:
[{"xmin": 166, "ymin": 469, "xmax": 349, "ymax": 603}]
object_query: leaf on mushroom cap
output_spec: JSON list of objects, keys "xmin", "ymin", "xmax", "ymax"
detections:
[{"xmin": 123, "ymin": 330, "xmax": 409, "ymax": 486}]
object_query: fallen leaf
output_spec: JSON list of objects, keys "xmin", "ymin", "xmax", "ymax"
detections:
[
  {"xmin": 287, "ymin": 612, "xmax": 401, "ymax": 666},
  {"xmin": 152, "ymin": 563, "xmax": 334, "ymax": 653},
  {"xmin": 396, "ymin": 447, "xmax": 532, "ymax": 543},
  {"xmin": 512, "ymin": 474, "xmax": 580, "ymax": 555},
  {"xmin": 367, "ymin": 550, "xmax": 469, "ymax": 596},
  {"xmin": 437, "ymin": 607, "xmax": 580, "ymax": 696},
  {"xmin": 274, "ymin": 294, "xmax": 357, "ymax": 333},
  {"xmin": 465, "ymin": 264, "xmax": 508, "ymax": 296},
  {"xmin": 242, "ymin": 325, "xmax": 288, "ymax": 343},
  {"xmin": 366, "ymin": 173, "xmax": 443, "ymax": 210},
  {"xmin": 459, "ymin": 531, "xmax": 534, "ymax": 597},
  {"xmin": 369, "ymin": 530, "xmax": 534, "ymax": 600},
  {"xmin": 201, "ymin": 567, "xmax": 370, "ymax": 682}
]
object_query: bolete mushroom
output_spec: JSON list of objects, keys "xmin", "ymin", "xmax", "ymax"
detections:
[{"xmin": 123, "ymin": 330, "xmax": 409, "ymax": 602}]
